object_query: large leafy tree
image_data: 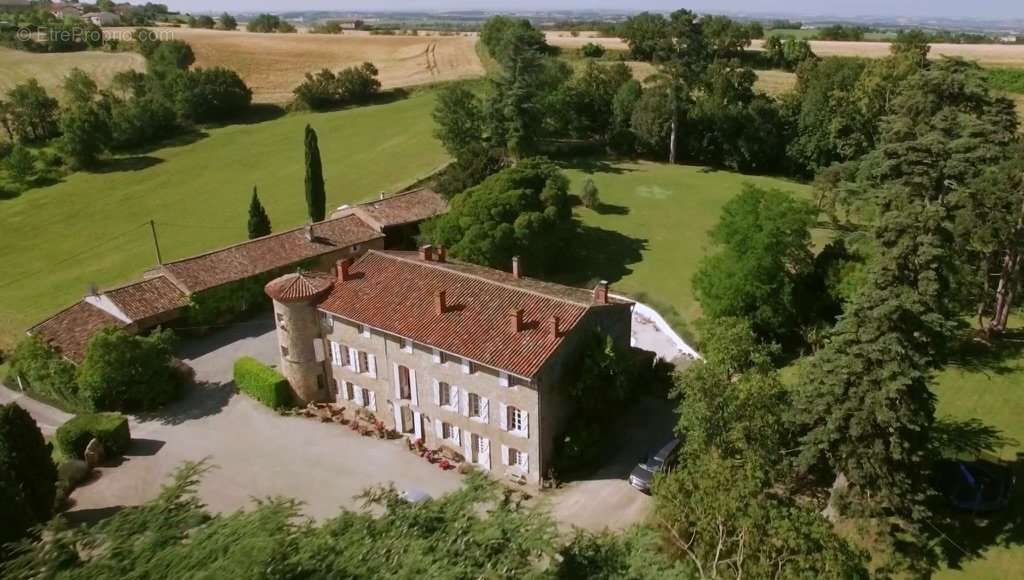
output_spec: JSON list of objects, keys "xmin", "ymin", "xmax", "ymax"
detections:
[
  {"xmin": 692, "ymin": 185, "xmax": 817, "ymax": 342},
  {"xmin": 1, "ymin": 79, "xmax": 59, "ymax": 142},
  {"xmin": 423, "ymin": 158, "xmax": 573, "ymax": 274},
  {"xmin": 304, "ymin": 124, "xmax": 326, "ymax": 222},
  {"xmin": 59, "ymin": 69, "xmax": 111, "ymax": 169},
  {"xmin": 554, "ymin": 61, "xmax": 633, "ymax": 141}
]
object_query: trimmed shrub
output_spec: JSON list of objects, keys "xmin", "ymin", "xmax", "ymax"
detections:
[
  {"xmin": 234, "ymin": 357, "xmax": 292, "ymax": 409},
  {"xmin": 55, "ymin": 412, "xmax": 131, "ymax": 460},
  {"xmin": 77, "ymin": 328, "xmax": 183, "ymax": 412},
  {"xmin": 9, "ymin": 335, "xmax": 84, "ymax": 410},
  {"xmin": 0, "ymin": 403, "xmax": 57, "ymax": 551}
]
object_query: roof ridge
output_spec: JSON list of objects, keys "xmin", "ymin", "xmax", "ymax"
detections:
[
  {"xmin": 358, "ymin": 187, "xmax": 428, "ymax": 206},
  {"xmin": 100, "ymin": 274, "xmax": 179, "ymax": 295},
  {"xmin": 27, "ymin": 299, "xmax": 111, "ymax": 333},
  {"xmin": 366, "ymin": 250, "xmax": 594, "ymax": 308},
  {"xmin": 162, "ymin": 214, "xmax": 378, "ymax": 267}
]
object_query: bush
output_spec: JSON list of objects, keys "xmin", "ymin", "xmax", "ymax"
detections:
[
  {"xmin": 291, "ymin": 63, "xmax": 381, "ymax": 111},
  {"xmin": 233, "ymin": 357, "xmax": 292, "ymax": 409},
  {"xmin": 579, "ymin": 42, "xmax": 606, "ymax": 58},
  {"xmin": 0, "ymin": 403, "xmax": 57, "ymax": 551},
  {"xmin": 174, "ymin": 67, "xmax": 253, "ymax": 123},
  {"xmin": 77, "ymin": 328, "xmax": 184, "ymax": 412},
  {"xmin": 9, "ymin": 336, "xmax": 82, "ymax": 409},
  {"xmin": 580, "ymin": 178, "xmax": 600, "ymax": 209},
  {"xmin": 54, "ymin": 412, "xmax": 131, "ymax": 459}
]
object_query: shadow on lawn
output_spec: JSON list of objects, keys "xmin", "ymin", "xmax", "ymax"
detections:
[
  {"xmin": 563, "ymin": 157, "xmax": 637, "ymax": 176},
  {"xmin": 945, "ymin": 328, "xmax": 1024, "ymax": 377},
  {"xmin": 90, "ymin": 155, "xmax": 163, "ymax": 174},
  {"xmin": 551, "ymin": 222, "xmax": 647, "ymax": 288}
]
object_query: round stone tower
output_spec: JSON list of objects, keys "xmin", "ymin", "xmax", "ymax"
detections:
[{"xmin": 264, "ymin": 271, "xmax": 335, "ymax": 404}]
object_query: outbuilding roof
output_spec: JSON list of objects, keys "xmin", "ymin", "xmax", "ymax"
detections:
[
  {"xmin": 28, "ymin": 302, "xmax": 126, "ymax": 363},
  {"xmin": 333, "ymin": 188, "xmax": 449, "ymax": 231}
]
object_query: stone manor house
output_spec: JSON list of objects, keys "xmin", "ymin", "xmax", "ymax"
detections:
[{"xmin": 265, "ymin": 247, "xmax": 632, "ymax": 485}]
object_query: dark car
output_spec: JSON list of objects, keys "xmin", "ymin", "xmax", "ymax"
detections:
[
  {"xmin": 629, "ymin": 438, "xmax": 681, "ymax": 494},
  {"xmin": 934, "ymin": 459, "xmax": 1015, "ymax": 512}
]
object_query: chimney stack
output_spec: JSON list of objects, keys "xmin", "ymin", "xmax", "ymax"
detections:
[
  {"xmin": 379, "ymin": 191, "xmax": 386, "ymax": 200},
  {"xmin": 509, "ymin": 308, "xmax": 524, "ymax": 333},
  {"xmin": 436, "ymin": 246, "xmax": 447, "ymax": 263},
  {"xmin": 87, "ymin": 282, "xmax": 99, "ymax": 297},
  {"xmin": 549, "ymin": 315, "xmax": 561, "ymax": 338},
  {"xmin": 419, "ymin": 244, "xmax": 434, "ymax": 262},
  {"xmin": 593, "ymin": 280, "xmax": 609, "ymax": 305},
  {"xmin": 435, "ymin": 290, "xmax": 447, "ymax": 315},
  {"xmin": 512, "ymin": 256, "xmax": 522, "ymax": 279},
  {"xmin": 304, "ymin": 224, "xmax": 314, "ymax": 242},
  {"xmin": 336, "ymin": 258, "xmax": 353, "ymax": 282}
]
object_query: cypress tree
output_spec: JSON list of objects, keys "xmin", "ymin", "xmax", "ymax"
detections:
[
  {"xmin": 0, "ymin": 403, "xmax": 57, "ymax": 550},
  {"xmin": 247, "ymin": 186, "xmax": 271, "ymax": 239},
  {"xmin": 304, "ymin": 125, "xmax": 326, "ymax": 222}
]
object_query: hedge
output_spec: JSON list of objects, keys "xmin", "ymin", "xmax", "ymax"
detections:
[
  {"xmin": 55, "ymin": 413, "xmax": 131, "ymax": 460},
  {"xmin": 233, "ymin": 357, "xmax": 292, "ymax": 409}
]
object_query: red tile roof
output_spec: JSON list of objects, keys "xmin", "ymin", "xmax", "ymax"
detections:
[
  {"xmin": 29, "ymin": 302, "xmax": 126, "ymax": 363},
  {"xmin": 336, "ymin": 188, "xmax": 449, "ymax": 230},
  {"xmin": 317, "ymin": 251, "xmax": 629, "ymax": 378},
  {"xmin": 103, "ymin": 276, "xmax": 189, "ymax": 322},
  {"xmin": 265, "ymin": 271, "xmax": 335, "ymax": 303},
  {"xmin": 159, "ymin": 215, "xmax": 383, "ymax": 294}
]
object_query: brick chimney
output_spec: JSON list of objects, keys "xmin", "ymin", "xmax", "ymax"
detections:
[
  {"xmin": 435, "ymin": 290, "xmax": 447, "ymax": 315},
  {"xmin": 436, "ymin": 246, "xmax": 447, "ymax": 263},
  {"xmin": 512, "ymin": 256, "xmax": 522, "ymax": 279},
  {"xmin": 336, "ymin": 258, "xmax": 353, "ymax": 282},
  {"xmin": 419, "ymin": 244, "xmax": 434, "ymax": 261},
  {"xmin": 549, "ymin": 315, "xmax": 561, "ymax": 338},
  {"xmin": 593, "ymin": 280, "xmax": 609, "ymax": 305},
  {"xmin": 509, "ymin": 308, "xmax": 524, "ymax": 333}
]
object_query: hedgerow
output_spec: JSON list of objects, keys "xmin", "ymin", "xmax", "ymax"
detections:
[
  {"xmin": 54, "ymin": 412, "xmax": 131, "ymax": 459},
  {"xmin": 233, "ymin": 357, "xmax": 292, "ymax": 409}
]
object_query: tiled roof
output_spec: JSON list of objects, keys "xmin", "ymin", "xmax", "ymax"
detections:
[
  {"xmin": 104, "ymin": 276, "xmax": 189, "ymax": 322},
  {"xmin": 29, "ymin": 302, "xmax": 126, "ymax": 364},
  {"xmin": 265, "ymin": 271, "xmax": 335, "ymax": 303},
  {"xmin": 160, "ymin": 215, "xmax": 383, "ymax": 294},
  {"xmin": 317, "ymin": 251, "xmax": 629, "ymax": 378},
  {"xmin": 338, "ymin": 188, "xmax": 449, "ymax": 230}
]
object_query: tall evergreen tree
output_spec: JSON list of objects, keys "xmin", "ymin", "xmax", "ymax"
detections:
[
  {"xmin": 247, "ymin": 186, "xmax": 271, "ymax": 239},
  {"xmin": 0, "ymin": 403, "xmax": 57, "ymax": 553},
  {"xmin": 304, "ymin": 125, "xmax": 326, "ymax": 222}
]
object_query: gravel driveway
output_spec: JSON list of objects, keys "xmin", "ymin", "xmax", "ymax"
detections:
[{"xmin": 67, "ymin": 318, "xmax": 463, "ymax": 521}]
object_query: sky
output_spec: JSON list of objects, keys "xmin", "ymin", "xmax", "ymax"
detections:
[{"xmin": 161, "ymin": 1, "xmax": 1024, "ymax": 20}]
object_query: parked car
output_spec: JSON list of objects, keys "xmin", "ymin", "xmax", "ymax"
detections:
[
  {"xmin": 933, "ymin": 459, "xmax": 1015, "ymax": 512},
  {"xmin": 629, "ymin": 438, "xmax": 681, "ymax": 494}
]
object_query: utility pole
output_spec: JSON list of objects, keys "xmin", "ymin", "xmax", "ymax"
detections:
[{"xmin": 149, "ymin": 220, "xmax": 163, "ymax": 265}]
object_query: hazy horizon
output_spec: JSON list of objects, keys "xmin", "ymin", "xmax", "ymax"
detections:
[{"xmin": 162, "ymin": 1, "xmax": 1024, "ymax": 20}]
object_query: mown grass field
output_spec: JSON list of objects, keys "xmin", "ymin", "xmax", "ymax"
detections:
[
  {"xmin": 0, "ymin": 46, "xmax": 145, "ymax": 99},
  {"xmin": 0, "ymin": 92, "xmax": 447, "ymax": 348},
  {"xmin": 563, "ymin": 160, "xmax": 811, "ymax": 336}
]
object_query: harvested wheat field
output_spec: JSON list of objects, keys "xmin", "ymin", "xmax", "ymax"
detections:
[
  {"xmin": 546, "ymin": 31, "xmax": 629, "ymax": 51},
  {"xmin": 619, "ymin": 60, "xmax": 796, "ymax": 95},
  {"xmin": 121, "ymin": 27, "xmax": 484, "ymax": 103},
  {"xmin": 0, "ymin": 46, "xmax": 144, "ymax": 99}
]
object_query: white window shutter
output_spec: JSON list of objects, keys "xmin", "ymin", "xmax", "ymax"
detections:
[
  {"xmin": 354, "ymin": 386, "xmax": 364, "ymax": 406},
  {"xmin": 432, "ymin": 348, "xmax": 441, "ymax": 363},
  {"xmin": 368, "ymin": 391, "xmax": 377, "ymax": 412},
  {"xmin": 520, "ymin": 452, "xmax": 529, "ymax": 473},
  {"xmin": 348, "ymin": 347, "xmax": 358, "ymax": 371},
  {"xmin": 403, "ymin": 339, "xmax": 413, "ymax": 354},
  {"xmin": 434, "ymin": 418, "xmax": 443, "ymax": 437},
  {"xmin": 501, "ymin": 445, "xmax": 510, "ymax": 466},
  {"xmin": 329, "ymin": 341, "xmax": 339, "ymax": 366},
  {"xmin": 480, "ymin": 396, "xmax": 489, "ymax": 423},
  {"xmin": 523, "ymin": 411, "xmax": 529, "ymax": 438},
  {"xmin": 313, "ymin": 339, "xmax": 324, "ymax": 362},
  {"xmin": 499, "ymin": 371, "xmax": 509, "ymax": 388},
  {"xmin": 392, "ymin": 363, "xmax": 401, "ymax": 398},
  {"xmin": 367, "ymin": 354, "xmax": 377, "ymax": 378},
  {"xmin": 462, "ymin": 358, "xmax": 471, "ymax": 374},
  {"xmin": 413, "ymin": 411, "xmax": 422, "ymax": 440},
  {"xmin": 463, "ymin": 432, "xmax": 473, "ymax": 461},
  {"xmin": 394, "ymin": 404, "xmax": 403, "ymax": 432},
  {"xmin": 460, "ymin": 389, "xmax": 469, "ymax": 417},
  {"xmin": 410, "ymin": 370, "xmax": 419, "ymax": 406},
  {"xmin": 481, "ymin": 438, "xmax": 491, "ymax": 470},
  {"xmin": 432, "ymin": 379, "xmax": 440, "ymax": 405},
  {"xmin": 498, "ymin": 403, "xmax": 508, "ymax": 431},
  {"xmin": 450, "ymin": 384, "xmax": 459, "ymax": 409},
  {"xmin": 453, "ymin": 426, "xmax": 461, "ymax": 445}
]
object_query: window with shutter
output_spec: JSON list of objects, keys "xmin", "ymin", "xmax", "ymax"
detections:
[
  {"xmin": 498, "ymin": 403, "xmax": 508, "ymax": 431},
  {"xmin": 498, "ymin": 371, "xmax": 509, "ymax": 388},
  {"xmin": 402, "ymin": 338, "xmax": 413, "ymax": 353},
  {"xmin": 347, "ymin": 347, "xmax": 357, "ymax": 370},
  {"xmin": 367, "ymin": 390, "xmax": 376, "ymax": 411},
  {"xmin": 479, "ymin": 396, "xmax": 489, "ymax": 423},
  {"xmin": 367, "ymin": 354, "xmax": 377, "ymax": 378},
  {"xmin": 397, "ymin": 366, "xmax": 411, "ymax": 399},
  {"xmin": 410, "ymin": 370, "xmax": 419, "ymax": 406},
  {"xmin": 518, "ymin": 451, "xmax": 529, "ymax": 473}
]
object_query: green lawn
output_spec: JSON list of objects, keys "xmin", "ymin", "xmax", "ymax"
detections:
[
  {"xmin": 0, "ymin": 93, "xmax": 448, "ymax": 347},
  {"xmin": 563, "ymin": 160, "xmax": 810, "ymax": 338}
]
